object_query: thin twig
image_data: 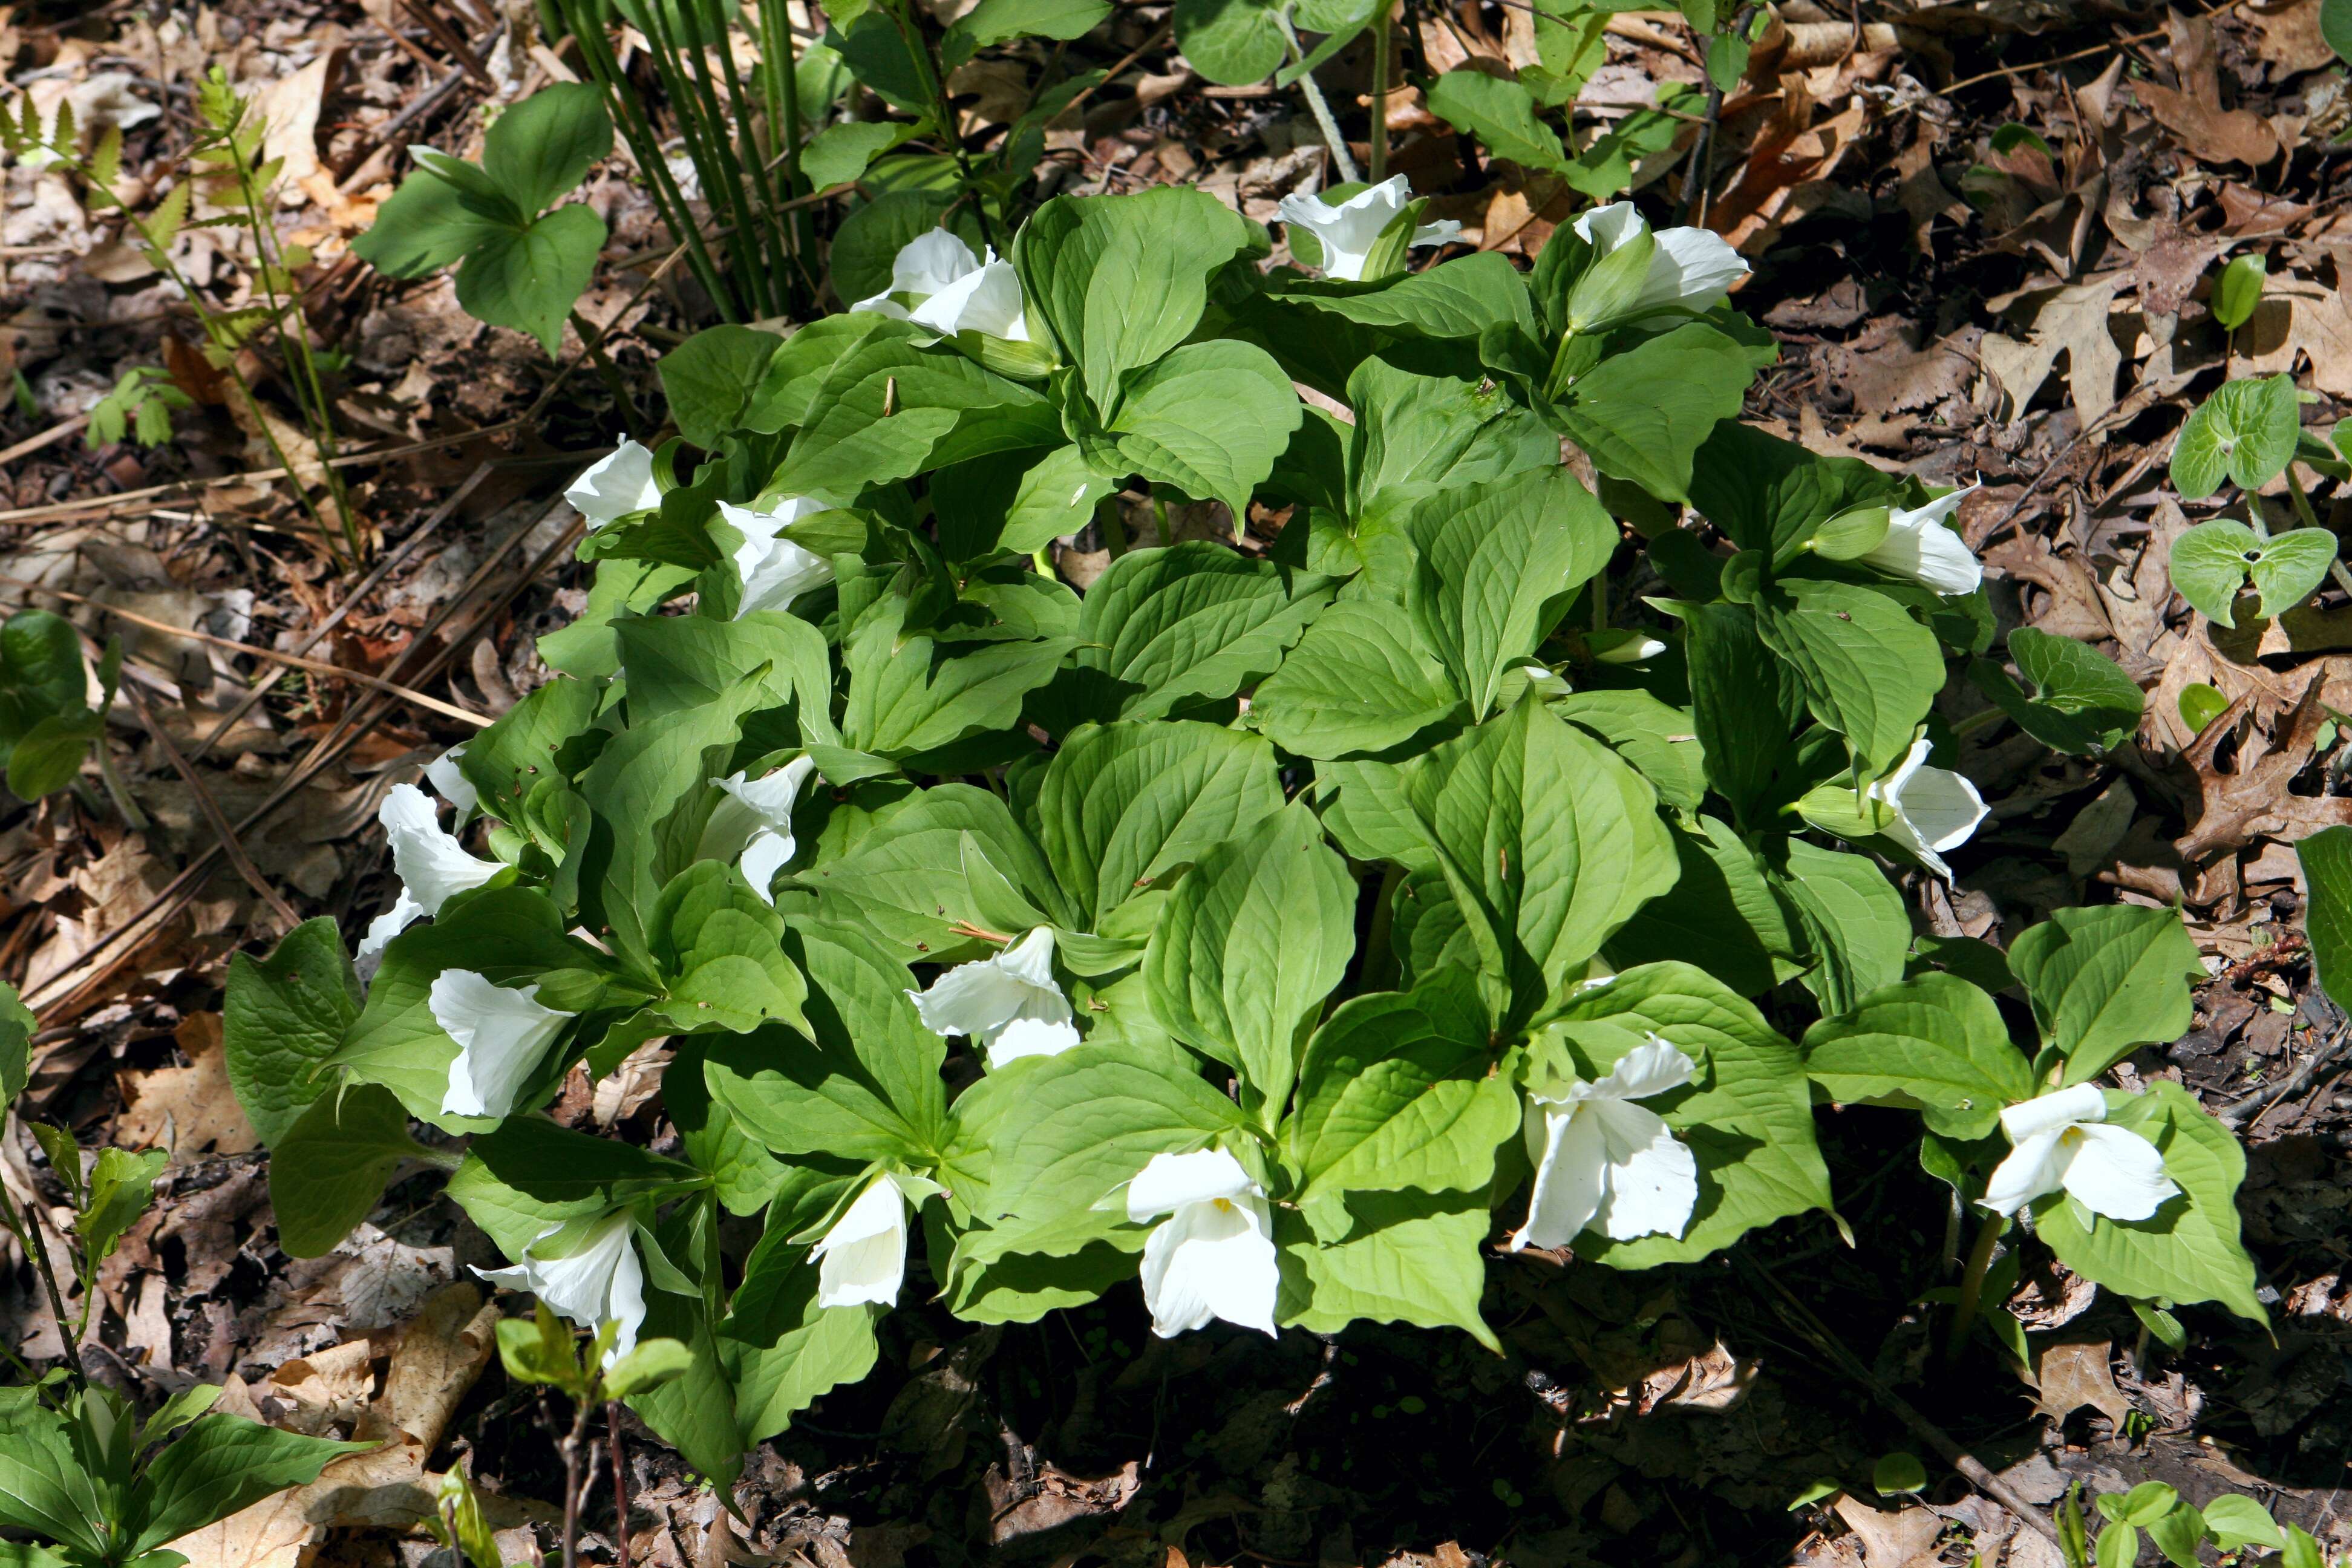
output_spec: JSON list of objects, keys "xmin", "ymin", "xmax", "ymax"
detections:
[
  {"xmin": 1743, "ymin": 1259, "xmax": 2062, "ymax": 1544},
  {"xmin": 2220, "ymin": 1015, "xmax": 2352, "ymax": 1130},
  {"xmin": 1276, "ymin": 7, "xmax": 1359, "ymax": 185},
  {"xmin": 0, "ymin": 579, "xmax": 493, "ymax": 729},
  {"xmin": 113, "ymin": 678, "xmax": 307, "ymax": 931}
]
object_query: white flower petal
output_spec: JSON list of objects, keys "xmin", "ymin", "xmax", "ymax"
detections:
[
  {"xmin": 476, "ymin": 1212, "xmax": 645, "ymax": 1365},
  {"xmin": 381, "ymin": 783, "xmax": 498, "ymax": 912},
  {"xmin": 984, "ymin": 1015, "xmax": 1081, "ymax": 1068},
  {"xmin": 1861, "ymin": 485, "xmax": 1983, "ymax": 595},
  {"xmin": 425, "ymin": 745, "xmax": 479, "ymax": 816},
  {"xmin": 908, "ymin": 256, "xmax": 1030, "ymax": 341},
  {"xmin": 1981, "ymin": 1126, "xmax": 2068, "ymax": 1217},
  {"xmin": 1512, "ymin": 1100, "xmax": 1608, "ymax": 1250},
  {"xmin": 849, "ymin": 290, "xmax": 912, "ymax": 321},
  {"xmin": 1126, "ymin": 1147, "xmax": 1255, "ymax": 1223},
  {"xmin": 910, "ymin": 928, "xmax": 1075, "ymax": 1054},
  {"xmin": 719, "ymin": 497, "xmax": 835, "ymax": 618},
  {"xmin": 1584, "ymin": 1098, "xmax": 1698, "ymax": 1241},
  {"xmin": 738, "ymin": 829, "xmax": 794, "ymax": 904},
  {"xmin": 1570, "ymin": 201, "xmax": 1645, "ymax": 251},
  {"xmin": 1999, "ymin": 1082, "xmax": 2108, "ymax": 1142},
  {"xmin": 433, "ymin": 971, "xmax": 576, "ymax": 1120},
  {"xmin": 1278, "ymin": 175, "xmax": 1418, "ymax": 281},
  {"xmin": 699, "ymin": 755, "xmax": 817, "ymax": 870},
  {"xmin": 892, "ymin": 229, "xmax": 982, "ymax": 297},
  {"xmin": 1138, "ymin": 1187, "xmax": 1278, "ymax": 1338},
  {"xmin": 565, "ymin": 442, "xmax": 662, "ymax": 529},
  {"xmin": 2059, "ymin": 1123, "xmax": 2180, "ymax": 1222},
  {"xmin": 1644, "ymin": 224, "xmax": 1748, "ymax": 315},
  {"xmin": 1587, "ymin": 1036, "xmax": 1697, "ymax": 1102},
  {"xmin": 359, "ymin": 890, "xmax": 425, "ymax": 959},
  {"xmin": 811, "ymin": 1172, "xmax": 909, "ymax": 1308}
]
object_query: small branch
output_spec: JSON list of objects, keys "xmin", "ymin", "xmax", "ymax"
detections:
[
  {"xmin": 2220, "ymin": 1014, "xmax": 2352, "ymax": 1130},
  {"xmin": 1277, "ymin": 7, "xmax": 1361, "ymax": 185},
  {"xmin": 609, "ymin": 1403, "xmax": 632, "ymax": 1568},
  {"xmin": 115, "ymin": 679, "xmax": 304, "ymax": 930}
]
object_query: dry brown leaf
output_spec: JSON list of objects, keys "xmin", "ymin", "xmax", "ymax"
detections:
[
  {"xmin": 1978, "ymin": 275, "xmax": 2125, "ymax": 427},
  {"xmin": 2033, "ymin": 1339, "xmax": 2132, "ymax": 1427},
  {"xmin": 379, "ymin": 1280, "xmax": 498, "ymax": 1448},
  {"xmin": 2177, "ymin": 672, "xmax": 2352, "ymax": 861},
  {"xmin": 116, "ymin": 1012, "xmax": 260, "ymax": 1159},
  {"xmin": 2249, "ymin": 0, "xmax": 2339, "ymax": 74},
  {"xmin": 256, "ymin": 52, "xmax": 336, "ymax": 195},
  {"xmin": 1829, "ymin": 1496, "xmax": 1944, "ymax": 1568},
  {"xmin": 2242, "ymin": 277, "xmax": 2352, "ymax": 396}
]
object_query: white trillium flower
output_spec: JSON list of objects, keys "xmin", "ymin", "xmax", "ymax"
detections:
[
  {"xmin": 425, "ymin": 745, "xmax": 478, "ymax": 817},
  {"xmin": 1982, "ymin": 1083, "xmax": 2179, "ymax": 1223},
  {"xmin": 699, "ymin": 754, "xmax": 818, "ymax": 902},
  {"xmin": 1860, "ymin": 483, "xmax": 1982, "ymax": 595},
  {"xmin": 907, "ymin": 927, "xmax": 1080, "ymax": 1068},
  {"xmin": 719, "ymin": 495, "xmax": 834, "ymax": 619},
  {"xmin": 1569, "ymin": 201, "xmax": 1749, "ymax": 322},
  {"xmin": 477, "ymin": 1210, "xmax": 647, "ymax": 1366},
  {"xmin": 1512, "ymin": 1036, "xmax": 1699, "ymax": 1251},
  {"xmin": 1863, "ymin": 739, "xmax": 1988, "ymax": 881},
  {"xmin": 1127, "ymin": 1148, "xmax": 1279, "ymax": 1339},
  {"xmin": 431, "ymin": 970, "xmax": 577, "ymax": 1120},
  {"xmin": 811, "ymin": 1171, "xmax": 910, "ymax": 1308},
  {"xmin": 1276, "ymin": 175, "xmax": 1461, "ymax": 283},
  {"xmin": 358, "ymin": 783, "xmax": 500, "ymax": 958},
  {"xmin": 852, "ymin": 229, "xmax": 1031, "ymax": 342},
  {"xmin": 565, "ymin": 440, "xmax": 662, "ymax": 531}
]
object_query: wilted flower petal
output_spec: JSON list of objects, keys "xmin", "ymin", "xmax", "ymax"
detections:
[
  {"xmin": 1127, "ymin": 1148, "xmax": 1278, "ymax": 1338},
  {"xmin": 811, "ymin": 1172, "xmax": 909, "ymax": 1308},
  {"xmin": 476, "ymin": 1210, "xmax": 646, "ymax": 1365},
  {"xmin": 432, "ymin": 970, "xmax": 576, "ymax": 1120}
]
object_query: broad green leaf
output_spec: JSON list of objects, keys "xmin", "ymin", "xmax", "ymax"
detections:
[
  {"xmin": 1171, "ymin": 0, "xmax": 1284, "ymax": 85},
  {"xmin": 2201, "ymin": 1494, "xmax": 2284, "ymax": 1552},
  {"xmin": 1063, "ymin": 543, "xmax": 1334, "ymax": 724},
  {"xmin": 1391, "ymin": 699, "xmax": 1678, "ymax": 1028},
  {"xmin": 1769, "ymin": 838, "xmax": 1911, "ymax": 1016},
  {"xmin": 1144, "ymin": 799, "xmax": 1356, "ymax": 1115},
  {"xmin": 714, "ymin": 1214, "xmax": 883, "ymax": 1444},
  {"xmin": 1276, "ymin": 1189, "xmax": 1500, "ymax": 1348},
  {"xmin": 445, "ymin": 1117, "xmax": 701, "ymax": 1256},
  {"xmin": 0, "ymin": 1400, "xmax": 106, "ymax": 1559},
  {"xmin": 2327, "ymin": 0, "xmax": 2352, "ymax": 65},
  {"xmin": 128, "ymin": 1416, "xmax": 372, "ymax": 1555},
  {"xmin": 7, "ymin": 711, "xmax": 99, "ymax": 799},
  {"xmin": 1013, "ymin": 186, "xmax": 1255, "ymax": 400},
  {"xmin": 1968, "ymin": 627, "xmax": 2145, "ymax": 755},
  {"xmin": 799, "ymin": 783, "xmax": 1067, "ymax": 960},
  {"xmin": 1802, "ymin": 972, "xmax": 2035, "ymax": 1139},
  {"xmin": 480, "ymin": 82, "xmax": 613, "ymax": 216},
  {"xmin": 944, "ymin": 1208, "xmax": 1149, "ymax": 1322},
  {"xmin": 1557, "ymin": 323, "xmax": 1754, "ymax": 502},
  {"xmin": 704, "ymin": 922, "xmax": 951, "ymax": 1164},
  {"xmin": 269, "ymin": 1083, "xmax": 428, "ymax": 1258},
  {"xmin": 642, "ymin": 861, "xmax": 811, "ymax": 1038},
  {"xmin": 2007, "ymin": 904, "xmax": 2201, "ymax": 1081},
  {"xmin": 946, "ymin": 0, "xmax": 1111, "ymax": 57},
  {"xmin": 0, "ymin": 979, "xmax": 27, "ymax": 1109},
  {"xmin": 1425, "ymin": 69, "xmax": 1567, "ymax": 171},
  {"xmin": 2033, "ymin": 1083, "xmax": 2265, "ymax": 1323},
  {"xmin": 1606, "ymin": 815, "xmax": 1800, "ymax": 998},
  {"xmin": 222, "ymin": 917, "xmax": 361, "ymax": 1146},
  {"xmin": 456, "ymin": 202, "xmax": 606, "ymax": 356},
  {"xmin": 1689, "ymin": 421, "xmax": 1904, "ymax": 561},
  {"xmin": 1753, "ymin": 578, "xmax": 1945, "ymax": 774},
  {"xmin": 828, "ymin": 192, "xmax": 975, "ymax": 305},
  {"xmin": 662, "ymin": 1040, "xmax": 794, "ymax": 1215},
  {"xmin": 614, "ymin": 609, "xmax": 833, "ymax": 734},
  {"xmin": 348, "ymin": 165, "xmax": 511, "ymax": 276},
  {"xmin": 77, "ymin": 1146, "xmax": 165, "ymax": 1269},
  {"xmin": 777, "ymin": 330, "xmax": 1061, "ymax": 498},
  {"xmin": 2211, "ymin": 253, "xmax": 2266, "ymax": 332},
  {"xmin": 658, "ymin": 325, "xmax": 783, "ymax": 450},
  {"xmin": 1407, "ymin": 465, "xmax": 1616, "ymax": 719},
  {"xmin": 2166, "ymin": 518, "xmax": 2336, "ymax": 628},
  {"xmin": 840, "ymin": 599, "xmax": 1069, "ymax": 762},
  {"xmin": 1554, "ymin": 961, "xmax": 1834, "ymax": 1265},
  {"xmin": 1665, "ymin": 599, "xmax": 1804, "ymax": 829},
  {"xmin": 1252, "ymin": 599, "xmax": 1462, "ymax": 758},
  {"xmin": 1344, "ymin": 351, "xmax": 1555, "ymax": 521},
  {"xmin": 1035, "ymin": 719, "xmax": 1283, "ymax": 927},
  {"xmin": 1287, "ymin": 971, "xmax": 1516, "ymax": 1232},
  {"xmin": 454, "ymin": 673, "xmax": 602, "ymax": 812},
  {"xmin": 799, "ymin": 120, "xmax": 921, "ymax": 189},
  {"xmin": 2169, "ymin": 374, "xmax": 2299, "ymax": 498},
  {"xmin": 1106, "ymin": 339, "xmax": 1302, "ymax": 519},
  {"xmin": 331, "ymin": 887, "xmax": 603, "ymax": 1129},
  {"xmin": 1552, "ymin": 689, "xmax": 1707, "ymax": 814},
  {"xmin": 978, "ymin": 1036, "xmax": 1249, "ymax": 1222},
  {"xmin": 2299, "ymin": 825, "xmax": 2352, "ymax": 1010}
]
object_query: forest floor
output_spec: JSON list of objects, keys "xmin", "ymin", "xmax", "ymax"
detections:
[{"xmin": 5, "ymin": 0, "xmax": 2352, "ymax": 1564}]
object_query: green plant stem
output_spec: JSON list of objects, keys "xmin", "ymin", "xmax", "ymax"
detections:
[
  {"xmin": 569, "ymin": 312, "xmax": 644, "ymax": 440},
  {"xmin": 1276, "ymin": 7, "xmax": 1360, "ymax": 185},
  {"xmin": 889, "ymin": 0, "xmax": 998, "ymax": 251},
  {"xmin": 1152, "ymin": 486, "xmax": 1172, "ymax": 549},
  {"xmin": 1095, "ymin": 492, "xmax": 1127, "ymax": 560},
  {"xmin": 608, "ymin": 1403, "xmax": 632, "ymax": 1568},
  {"xmin": 1946, "ymin": 1210, "xmax": 2004, "ymax": 1362},
  {"xmin": 560, "ymin": 1393, "xmax": 596, "ymax": 1568},
  {"xmin": 1367, "ymin": 0, "xmax": 1391, "ymax": 185},
  {"xmin": 2282, "ymin": 464, "xmax": 2352, "ymax": 601},
  {"xmin": 636, "ymin": 0, "xmax": 773, "ymax": 317},
  {"xmin": 0, "ymin": 1175, "xmax": 85, "ymax": 1388},
  {"xmin": 92, "ymin": 739, "xmax": 149, "ymax": 832},
  {"xmin": 757, "ymin": 0, "xmax": 814, "ymax": 296},
  {"xmin": 1949, "ymin": 706, "xmax": 2007, "ymax": 739},
  {"xmin": 1360, "ymin": 861, "xmax": 1406, "ymax": 993}
]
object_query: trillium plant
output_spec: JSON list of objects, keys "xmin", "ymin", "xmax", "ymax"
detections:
[{"xmin": 220, "ymin": 183, "xmax": 2263, "ymax": 1489}]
